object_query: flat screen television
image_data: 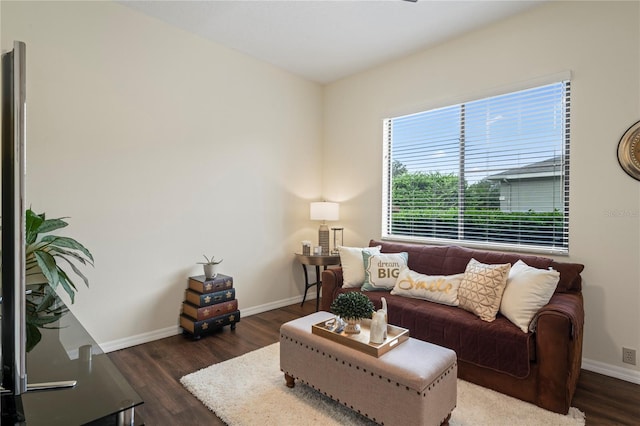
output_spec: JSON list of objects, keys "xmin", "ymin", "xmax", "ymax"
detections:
[{"xmin": 1, "ymin": 40, "xmax": 28, "ymax": 419}]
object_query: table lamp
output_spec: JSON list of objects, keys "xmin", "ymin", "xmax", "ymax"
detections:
[{"xmin": 310, "ymin": 202, "xmax": 339, "ymax": 255}]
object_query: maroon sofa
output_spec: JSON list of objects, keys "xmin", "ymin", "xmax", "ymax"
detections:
[{"xmin": 321, "ymin": 239, "xmax": 584, "ymax": 414}]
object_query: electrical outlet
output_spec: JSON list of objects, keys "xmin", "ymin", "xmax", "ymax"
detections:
[{"xmin": 623, "ymin": 347, "xmax": 636, "ymax": 365}]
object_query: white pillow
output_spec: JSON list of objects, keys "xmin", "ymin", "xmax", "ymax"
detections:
[
  {"xmin": 500, "ymin": 260, "xmax": 560, "ymax": 333},
  {"xmin": 391, "ymin": 266, "xmax": 463, "ymax": 306},
  {"xmin": 338, "ymin": 246, "xmax": 381, "ymax": 288},
  {"xmin": 362, "ymin": 252, "xmax": 409, "ymax": 291}
]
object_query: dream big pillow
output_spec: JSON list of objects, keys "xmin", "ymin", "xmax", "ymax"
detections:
[
  {"xmin": 500, "ymin": 260, "xmax": 560, "ymax": 332},
  {"xmin": 391, "ymin": 266, "xmax": 463, "ymax": 306},
  {"xmin": 338, "ymin": 245, "xmax": 381, "ymax": 288},
  {"xmin": 361, "ymin": 251, "xmax": 408, "ymax": 291},
  {"xmin": 458, "ymin": 258, "xmax": 511, "ymax": 322}
]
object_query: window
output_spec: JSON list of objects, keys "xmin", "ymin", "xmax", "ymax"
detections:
[{"xmin": 383, "ymin": 81, "xmax": 570, "ymax": 254}]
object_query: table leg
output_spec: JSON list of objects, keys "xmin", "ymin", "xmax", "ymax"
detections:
[
  {"xmin": 315, "ymin": 265, "xmax": 321, "ymax": 312},
  {"xmin": 300, "ymin": 264, "xmax": 310, "ymax": 307}
]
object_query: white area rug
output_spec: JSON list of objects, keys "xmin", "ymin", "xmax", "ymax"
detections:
[{"xmin": 181, "ymin": 343, "xmax": 585, "ymax": 426}]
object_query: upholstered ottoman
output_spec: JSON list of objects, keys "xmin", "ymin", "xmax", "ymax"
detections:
[{"xmin": 280, "ymin": 311, "xmax": 457, "ymax": 426}]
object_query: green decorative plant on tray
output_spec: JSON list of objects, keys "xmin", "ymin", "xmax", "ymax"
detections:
[
  {"xmin": 330, "ymin": 292, "xmax": 375, "ymax": 334},
  {"xmin": 330, "ymin": 292, "xmax": 375, "ymax": 321}
]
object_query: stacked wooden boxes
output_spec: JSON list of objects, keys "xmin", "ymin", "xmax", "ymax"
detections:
[{"xmin": 180, "ymin": 274, "xmax": 240, "ymax": 339}]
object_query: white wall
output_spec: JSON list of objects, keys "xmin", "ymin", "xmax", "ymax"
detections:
[
  {"xmin": 324, "ymin": 1, "xmax": 640, "ymax": 383},
  {"xmin": 1, "ymin": 1, "xmax": 324, "ymax": 347}
]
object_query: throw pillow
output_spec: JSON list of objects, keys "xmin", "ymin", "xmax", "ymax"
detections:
[
  {"xmin": 391, "ymin": 266, "xmax": 463, "ymax": 306},
  {"xmin": 362, "ymin": 252, "xmax": 408, "ymax": 291},
  {"xmin": 500, "ymin": 260, "xmax": 560, "ymax": 332},
  {"xmin": 338, "ymin": 245, "xmax": 382, "ymax": 288},
  {"xmin": 458, "ymin": 258, "xmax": 511, "ymax": 322}
]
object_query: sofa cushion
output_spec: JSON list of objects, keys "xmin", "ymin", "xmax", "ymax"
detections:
[
  {"xmin": 390, "ymin": 266, "xmax": 463, "ymax": 306},
  {"xmin": 458, "ymin": 259, "xmax": 511, "ymax": 322},
  {"xmin": 338, "ymin": 245, "xmax": 381, "ymax": 288},
  {"xmin": 500, "ymin": 260, "xmax": 560, "ymax": 332},
  {"xmin": 362, "ymin": 252, "xmax": 408, "ymax": 291},
  {"xmin": 360, "ymin": 291, "xmax": 534, "ymax": 379}
]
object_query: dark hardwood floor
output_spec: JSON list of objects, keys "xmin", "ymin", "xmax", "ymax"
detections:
[{"xmin": 109, "ymin": 301, "xmax": 640, "ymax": 425}]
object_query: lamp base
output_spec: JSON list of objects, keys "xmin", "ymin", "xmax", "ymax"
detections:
[{"xmin": 318, "ymin": 224, "xmax": 330, "ymax": 255}]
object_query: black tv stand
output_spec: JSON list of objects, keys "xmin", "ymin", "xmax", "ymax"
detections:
[{"xmin": 1, "ymin": 287, "xmax": 144, "ymax": 425}]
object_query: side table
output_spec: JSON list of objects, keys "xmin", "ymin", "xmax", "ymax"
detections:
[{"xmin": 295, "ymin": 253, "xmax": 340, "ymax": 311}]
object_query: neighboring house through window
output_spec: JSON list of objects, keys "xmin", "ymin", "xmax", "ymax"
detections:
[
  {"xmin": 486, "ymin": 156, "xmax": 563, "ymax": 213},
  {"xmin": 383, "ymin": 80, "xmax": 571, "ymax": 254}
]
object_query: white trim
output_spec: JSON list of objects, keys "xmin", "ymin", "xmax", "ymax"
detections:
[
  {"xmin": 98, "ymin": 294, "xmax": 312, "ymax": 353},
  {"xmin": 99, "ymin": 324, "xmax": 181, "ymax": 353},
  {"xmin": 240, "ymin": 295, "xmax": 305, "ymax": 317},
  {"xmin": 582, "ymin": 357, "xmax": 640, "ymax": 385}
]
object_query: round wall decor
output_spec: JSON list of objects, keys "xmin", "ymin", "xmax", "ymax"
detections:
[{"xmin": 617, "ymin": 120, "xmax": 640, "ymax": 181}]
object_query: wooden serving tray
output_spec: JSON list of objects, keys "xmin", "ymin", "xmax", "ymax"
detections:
[{"xmin": 311, "ymin": 317, "xmax": 409, "ymax": 357}]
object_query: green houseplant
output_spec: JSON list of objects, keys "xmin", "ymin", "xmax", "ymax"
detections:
[
  {"xmin": 197, "ymin": 255, "xmax": 223, "ymax": 279},
  {"xmin": 329, "ymin": 292, "xmax": 375, "ymax": 334},
  {"xmin": 26, "ymin": 208, "xmax": 94, "ymax": 303},
  {"xmin": 24, "ymin": 208, "xmax": 94, "ymax": 350}
]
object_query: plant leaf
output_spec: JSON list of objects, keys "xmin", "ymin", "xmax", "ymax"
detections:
[
  {"xmin": 47, "ymin": 246, "xmax": 91, "ymax": 267},
  {"xmin": 34, "ymin": 250, "xmax": 59, "ymax": 290},
  {"xmin": 25, "ymin": 323, "xmax": 42, "ymax": 353},
  {"xmin": 57, "ymin": 269, "xmax": 76, "ymax": 303},
  {"xmin": 34, "ymin": 287, "xmax": 57, "ymax": 312},
  {"xmin": 41, "ymin": 236, "xmax": 94, "ymax": 263},
  {"xmin": 37, "ymin": 218, "xmax": 69, "ymax": 235},
  {"xmin": 55, "ymin": 254, "xmax": 90, "ymax": 288},
  {"xmin": 28, "ymin": 313, "xmax": 64, "ymax": 326},
  {"xmin": 25, "ymin": 209, "xmax": 45, "ymax": 244}
]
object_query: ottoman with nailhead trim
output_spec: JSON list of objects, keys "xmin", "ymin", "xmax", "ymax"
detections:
[{"xmin": 280, "ymin": 311, "xmax": 457, "ymax": 426}]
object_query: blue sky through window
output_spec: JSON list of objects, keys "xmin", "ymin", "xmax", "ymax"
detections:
[{"xmin": 390, "ymin": 82, "xmax": 567, "ymax": 184}]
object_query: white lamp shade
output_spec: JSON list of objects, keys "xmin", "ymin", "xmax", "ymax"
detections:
[{"xmin": 310, "ymin": 202, "xmax": 339, "ymax": 221}]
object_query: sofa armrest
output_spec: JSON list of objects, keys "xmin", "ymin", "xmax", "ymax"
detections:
[
  {"xmin": 532, "ymin": 292, "xmax": 584, "ymax": 413},
  {"xmin": 320, "ymin": 267, "xmax": 343, "ymax": 312},
  {"xmin": 531, "ymin": 292, "xmax": 584, "ymax": 338}
]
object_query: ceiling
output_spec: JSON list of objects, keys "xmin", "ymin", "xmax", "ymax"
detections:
[{"xmin": 119, "ymin": 0, "xmax": 544, "ymax": 84}]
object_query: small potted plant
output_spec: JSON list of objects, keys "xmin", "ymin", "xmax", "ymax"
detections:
[
  {"xmin": 329, "ymin": 292, "xmax": 375, "ymax": 334},
  {"xmin": 198, "ymin": 255, "xmax": 223, "ymax": 279}
]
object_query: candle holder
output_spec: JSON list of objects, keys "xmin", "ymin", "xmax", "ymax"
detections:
[{"xmin": 331, "ymin": 227, "xmax": 344, "ymax": 255}]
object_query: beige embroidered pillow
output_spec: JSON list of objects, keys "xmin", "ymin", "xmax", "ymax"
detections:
[
  {"xmin": 391, "ymin": 266, "xmax": 463, "ymax": 306},
  {"xmin": 458, "ymin": 258, "xmax": 511, "ymax": 322},
  {"xmin": 338, "ymin": 246, "xmax": 381, "ymax": 288}
]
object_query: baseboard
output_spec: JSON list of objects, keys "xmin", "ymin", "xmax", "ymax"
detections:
[
  {"xmin": 581, "ymin": 357, "xmax": 640, "ymax": 385},
  {"xmin": 99, "ymin": 324, "xmax": 182, "ymax": 353},
  {"xmin": 99, "ymin": 294, "xmax": 310, "ymax": 353},
  {"xmin": 240, "ymin": 295, "xmax": 307, "ymax": 317}
]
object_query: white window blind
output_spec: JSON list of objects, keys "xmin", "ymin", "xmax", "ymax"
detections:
[{"xmin": 383, "ymin": 81, "xmax": 570, "ymax": 254}]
